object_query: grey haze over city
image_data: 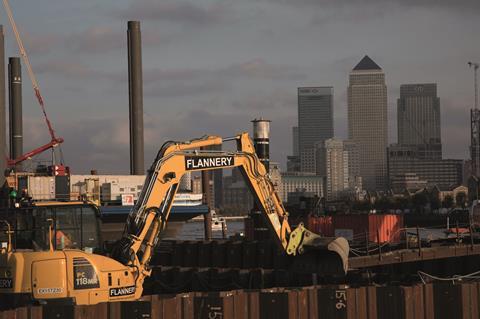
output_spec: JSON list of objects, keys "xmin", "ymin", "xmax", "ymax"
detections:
[{"xmin": 1, "ymin": 0, "xmax": 479, "ymax": 173}]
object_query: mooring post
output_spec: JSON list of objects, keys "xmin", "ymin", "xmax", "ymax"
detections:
[
  {"xmin": 221, "ymin": 221, "xmax": 227, "ymax": 239},
  {"xmin": 203, "ymin": 212, "xmax": 212, "ymax": 240},
  {"xmin": 377, "ymin": 228, "xmax": 381, "ymax": 261},
  {"xmin": 416, "ymin": 226, "xmax": 421, "ymax": 256},
  {"xmin": 405, "ymin": 228, "xmax": 409, "ymax": 250},
  {"xmin": 470, "ymin": 219, "xmax": 474, "ymax": 249},
  {"xmin": 365, "ymin": 229, "xmax": 369, "ymax": 256},
  {"xmin": 456, "ymin": 221, "xmax": 460, "ymax": 244}
]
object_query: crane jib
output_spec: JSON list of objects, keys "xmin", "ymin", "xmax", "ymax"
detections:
[{"xmin": 185, "ymin": 156, "xmax": 234, "ymax": 170}]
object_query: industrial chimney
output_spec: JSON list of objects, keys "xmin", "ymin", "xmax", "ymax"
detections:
[
  {"xmin": 250, "ymin": 118, "xmax": 271, "ymax": 240},
  {"xmin": 8, "ymin": 57, "xmax": 22, "ymax": 170},
  {"xmin": 251, "ymin": 118, "xmax": 271, "ymax": 172},
  {"xmin": 0, "ymin": 26, "xmax": 6, "ymax": 183},
  {"xmin": 127, "ymin": 21, "xmax": 144, "ymax": 175}
]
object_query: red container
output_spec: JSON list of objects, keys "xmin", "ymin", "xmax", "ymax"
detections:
[
  {"xmin": 332, "ymin": 214, "xmax": 404, "ymax": 244},
  {"xmin": 307, "ymin": 215, "xmax": 334, "ymax": 237}
]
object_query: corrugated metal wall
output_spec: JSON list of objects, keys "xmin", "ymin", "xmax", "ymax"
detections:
[{"xmin": 2, "ymin": 282, "xmax": 480, "ymax": 319}]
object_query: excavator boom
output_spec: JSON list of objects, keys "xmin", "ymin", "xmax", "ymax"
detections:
[{"xmin": 0, "ymin": 132, "xmax": 348, "ymax": 306}]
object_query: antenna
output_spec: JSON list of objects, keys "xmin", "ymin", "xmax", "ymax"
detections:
[
  {"xmin": 468, "ymin": 62, "xmax": 479, "ymax": 109},
  {"xmin": 469, "ymin": 62, "xmax": 480, "ymax": 177}
]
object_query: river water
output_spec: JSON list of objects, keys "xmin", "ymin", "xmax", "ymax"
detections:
[{"xmin": 169, "ymin": 220, "xmax": 244, "ymax": 240}]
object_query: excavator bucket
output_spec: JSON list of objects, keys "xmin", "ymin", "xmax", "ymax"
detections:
[{"xmin": 288, "ymin": 224, "xmax": 349, "ymax": 276}]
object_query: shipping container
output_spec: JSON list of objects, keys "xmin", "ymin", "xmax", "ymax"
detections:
[
  {"xmin": 18, "ymin": 176, "xmax": 56, "ymax": 200},
  {"xmin": 307, "ymin": 215, "xmax": 334, "ymax": 237},
  {"xmin": 332, "ymin": 214, "xmax": 404, "ymax": 244},
  {"xmin": 307, "ymin": 214, "xmax": 403, "ymax": 244}
]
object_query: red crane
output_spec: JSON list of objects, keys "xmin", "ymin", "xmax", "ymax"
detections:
[{"xmin": 3, "ymin": 0, "xmax": 64, "ymax": 167}]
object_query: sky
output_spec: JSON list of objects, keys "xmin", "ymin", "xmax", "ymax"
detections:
[{"xmin": 1, "ymin": 0, "xmax": 479, "ymax": 174}]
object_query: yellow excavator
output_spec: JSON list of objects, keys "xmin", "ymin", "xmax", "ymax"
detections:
[{"xmin": 0, "ymin": 132, "xmax": 348, "ymax": 305}]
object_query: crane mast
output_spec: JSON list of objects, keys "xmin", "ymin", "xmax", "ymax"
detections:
[
  {"xmin": 469, "ymin": 62, "xmax": 479, "ymax": 110},
  {"xmin": 469, "ymin": 62, "xmax": 480, "ymax": 177}
]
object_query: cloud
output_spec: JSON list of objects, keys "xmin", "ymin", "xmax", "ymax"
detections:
[
  {"xmin": 116, "ymin": 0, "xmax": 232, "ymax": 26},
  {"xmin": 265, "ymin": 0, "xmax": 480, "ymax": 11},
  {"xmin": 65, "ymin": 26, "xmax": 169, "ymax": 54},
  {"xmin": 22, "ymin": 32, "xmax": 62, "ymax": 55},
  {"xmin": 141, "ymin": 59, "xmax": 306, "ymax": 97},
  {"xmin": 36, "ymin": 60, "xmax": 97, "ymax": 78},
  {"xmin": 231, "ymin": 89, "xmax": 297, "ymax": 110},
  {"xmin": 31, "ymin": 108, "xmax": 293, "ymax": 173}
]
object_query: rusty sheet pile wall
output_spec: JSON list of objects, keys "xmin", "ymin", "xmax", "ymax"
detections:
[{"xmin": 1, "ymin": 282, "xmax": 480, "ymax": 319}]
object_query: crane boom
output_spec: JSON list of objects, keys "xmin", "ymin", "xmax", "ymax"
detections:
[{"xmin": 2, "ymin": 0, "xmax": 64, "ymax": 165}]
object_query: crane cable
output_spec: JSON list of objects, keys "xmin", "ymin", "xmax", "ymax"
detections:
[{"xmin": 2, "ymin": 0, "xmax": 64, "ymax": 161}]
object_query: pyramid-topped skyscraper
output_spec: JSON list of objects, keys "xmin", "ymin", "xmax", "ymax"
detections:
[{"xmin": 348, "ymin": 55, "xmax": 388, "ymax": 191}]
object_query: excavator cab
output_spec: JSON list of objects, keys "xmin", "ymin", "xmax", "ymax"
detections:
[
  {"xmin": 0, "ymin": 133, "xmax": 348, "ymax": 306},
  {"xmin": 0, "ymin": 202, "xmax": 102, "ymax": 253}
]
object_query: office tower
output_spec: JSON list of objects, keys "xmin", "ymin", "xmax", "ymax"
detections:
[
  {"xmin": 387, "ymin": 145, "xmax": 463, "ymax": 188},
  {"xmin": 397, "ymin": 83, "xmax": 441, "ymax": 159},
  {"xmin": 298, "ymin": 87, "xmax": 334, "ymax": 173},
  {"xmin": 348, "ymin": 56, "xmax": 388, "ymax": 190},
  {"xmin": 286, "ymin": 127, "xmax": 300, "ymax": 172},
  {"xmin": 292, "ymin": 126, "xmax": 299, "ymax": 157}
]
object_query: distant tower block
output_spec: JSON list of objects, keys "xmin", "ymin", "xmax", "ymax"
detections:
[
  {"xmin": 471, "ymin": 109, "xmax": 480, "ymax": 177},
  {"xmin": 179, "ymin": 171, "xmax": 192, "ymax": 191},
  {"xmin": 469, "ymin": 62, "xmax": 480, "ymax": 177},
  {"xmin": 251, "ymin": 118, "xmax": 271, "ymax": 172}
]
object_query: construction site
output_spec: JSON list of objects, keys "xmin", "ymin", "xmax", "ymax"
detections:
[{"xmin": 0, "ymin": 2, "xmax": 480, "ymax": 319}]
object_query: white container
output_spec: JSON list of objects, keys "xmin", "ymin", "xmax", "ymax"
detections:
[{"xmin": 27, "ymin": 176, "xmax": 55, "ymax": 200}]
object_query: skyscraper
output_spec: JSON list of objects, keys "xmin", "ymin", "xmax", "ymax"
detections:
[
  {"xmin": 348, "ymin": 56, "xmax": 388, "ymax": 190},
  {"xmin": 292, "ymin": 126, "xmax": 299, "ymax": 157},
  {"xmin": 298, "ymin": 87, "xmax": 334, "ymax": 173},
  {"xmin": 397, "ymin": 83, "xmax": 441, "ymax": 159}
]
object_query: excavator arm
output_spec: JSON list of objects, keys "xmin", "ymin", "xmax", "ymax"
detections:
[
  {"xmin": 112, "ymin": 132, "xmax": 348, "ymax": 282},
  {"xmin": 0, "ymin": 132, "xmax": 348, "ymax": 306}
]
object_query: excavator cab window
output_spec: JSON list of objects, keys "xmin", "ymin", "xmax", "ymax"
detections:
[
  {"xmin": 54, "ymin": 207, "xmax": 81, "ymax": 249},
  {"xmin": 0, "ymin": 203, "xmax": 102, "ymax": 253}
]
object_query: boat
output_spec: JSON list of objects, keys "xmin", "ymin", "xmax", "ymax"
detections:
[{"xmin": 211, "ymin": 210, "xmax": 227, "ymax": 232}]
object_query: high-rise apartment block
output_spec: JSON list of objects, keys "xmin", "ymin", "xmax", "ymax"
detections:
[
  {"xmin": 319, "ymin": 139, "xmax": 362, "ymax": 200},
  {"xmin": 387, "ymin": 83, "xmax": 463, "ymax": 189},
  {"xmin": 279, "ymin": 172, "xmax": 324, "ymax": 202},
  {"xmin": 348, "ymin": 56, "xmax": 388, "ymax": 190},
  {"xmin": 397, "ymin": 83, "xmax": 441, "ymax": 159},
  {"xmin": 298, "ymin": 87, "xmax": 334, "ymax": 173}
]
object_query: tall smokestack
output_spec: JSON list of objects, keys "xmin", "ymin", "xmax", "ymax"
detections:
[
  {"xmin": 251, "ymin": 118, "xmax": 271, "ymax": 240},
  {"xmin": 8, "ymin": 57, "xmax": 22, "ymax": 170},
  {"xmin": 0, "ymin": 26, "xmax": 6, "ymax": 183},
  {"xmin": 127, "ymin": 21, "xmax": 144, "ymax": 175},
  {"xmin": 251, "ymin": 118, "xmax": 271, "ymax": 172}
]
